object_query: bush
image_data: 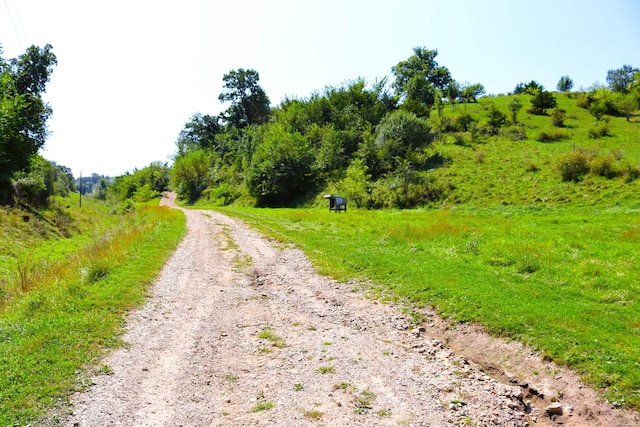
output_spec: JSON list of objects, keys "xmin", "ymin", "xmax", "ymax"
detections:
[
  {"xmin": 528, "ymin": 91, "xmax": 557, "ymax": 115},
  {"xmin": 590, "ymin": 155, "xmax": 618, "ymax": 179},
  {"xmin": 557, "ymin": 150, "xmax": 592, "ymax": 182},
  {"xmin": 622, "ymin": 162, "xmax": 640, "ymax": 183},
  {"xmin": 12, "ymin": 176, "xmax": 47, "ymax": 206},
  {"xmin": 551, "ymin": 108, "xmax": 567, "ymax": 127},
  {"xmin": 537, "ymin": 129, "xmax": 568, "ymax": 142},
  {"xmin": 588, "ymin": 125, "xmax": 611, "ymax": 139}
]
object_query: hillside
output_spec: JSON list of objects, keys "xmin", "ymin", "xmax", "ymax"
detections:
[{"xmin": 409, "ymin": 93, "xmax": 640, "ymax": 209}]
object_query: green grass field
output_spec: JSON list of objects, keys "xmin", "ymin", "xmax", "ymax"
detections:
[{"xmin": 0, "ymin": 196, "xmax": 185, "ymax": 425}]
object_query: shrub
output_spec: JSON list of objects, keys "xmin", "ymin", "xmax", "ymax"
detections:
[
  {"xmin": 551, "ymin": 108, "xmax": 567, "ymax": 127},
  {"xmin": 557, "ymin": 150, "xmax": 592, "ymax": 182},
  {"xmin": 485, "ymin": 105, "xmax": 507, "ymax": 135},
  {"xmin": 528, "ymin": 91, "xmax": 557, "ymax": 115},
  {"xmin": 537, "ymin": 129, "xmax": 568, "ymax": 142},
  {"xmin": 12, "ymin": 177, "xmax": 47, "ymax": 206},
  {"xmin": 454, "ymin": 112, "xmax": 477, "ymax": 132},
  {"xmin": 590, "ymin": 155, "xmax": 618, "ymax": 179},
  {"xmin": 622, "ymin": 162, "xmax": 640, "ymax": 183},
  {"xmin": 588, "ymin": 125, "xmax": 611, "ymax": 139}
]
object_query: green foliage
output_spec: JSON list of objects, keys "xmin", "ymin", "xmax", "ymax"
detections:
[
  {"xmin": 589, "ymin": 155, "xmax": 618, "ymax": 179},
  {"xmin": 557, "ymin": 75, "xmax": 573, "ymax": 92},
  {"xmin": 0, "ymin": 45, "xmax": 57, "ymax": 200},
  {"xmin": 484, "ymin": 104, "xmax": 507, "ymax": 134},
  {"xmin": 551, "ymin": 108, "xmax": 567, "ymax": 127},
  {"xmin": 374, "ymin": 110, "xmax": 431, "ymax": 169},
  {"xmin": 340, "ymin": 158, "xmax": 372, "ymax": 208},
  {"xmin": 513, "ymin": 80, "xmax": 544, "ymax": 95},
  {"xmin": 218, "ymin": 68, "xmax": 270, "ymax": 128},
  {"xmin": 606, "ymin": 64, "xmax": 639, "ymax": 93},
  {"xmin": 392, "ymin": 47, "xmax": 451, "ymax": 109},
  {"xmin": 528, "ymin": 91, "xmax": 557, "ymax": 115},
  {"xmin": 537, "ymin": 129, "xmax": 568, "ymax": 142},
  {"xmin": 171, "ymin": 150, "xmax": 213, "ymax": 203},
  {"xmin": 588, "ymin": 124, "xmax": 611, "ymax": 139},
  {"xmin": 461, "ymin": 83, "xmax": 485, "ymax": 103},
  {"xmin": 613, "ymin": 93, "xmax": 638, "ymax": 121},
  {"xmin": 506, "ymin": 97, "xmax": 523, "ymax": 124},
  {"xmin": 246, "ymin": 123, "xmax": 315, "ymax": 206},
  {"xmin": 557, "ymin": 150, "xmax": 592, "ymax": 182}
]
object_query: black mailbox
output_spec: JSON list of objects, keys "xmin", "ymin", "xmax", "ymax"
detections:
[{"xmin": 323, "ymin": 195, "xmax": 347, "ymax": 212}]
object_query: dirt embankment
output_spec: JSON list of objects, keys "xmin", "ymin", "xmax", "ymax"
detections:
[{"xmin": 65, "ymin": 192, "xmax": 639, "ymax": 426}]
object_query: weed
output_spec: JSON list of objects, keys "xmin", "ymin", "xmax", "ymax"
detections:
[
  {"xmin": 96, "ymin": 364, "xmax": 114, "ymax": 375},
  {"xmin": 333, "ymin": 382, "xmax": 354, "ymax": 392},
  {"xmin": 304, "ymin": 409, "xmax": 324, "ymax": 419},
  {"xmin": 354, "ymin": 389, "xmax": 376, "ymax": 414},
  {"xmin": 257, "ymin": 326, "xmax": 285, "ymax": 348},
  {"xmin": 317, "ymin": 366, "xmax": 335, "ymax": 374},
  {"xmin": 293, "ymin": 383, "xmax": 304, "ymax": 391},
  {"xmin": 251, "ymin": 402, "xmax": 274, "ymax": 412},
  {"xmin": 377, "ymin": 408, "xmax": 392, "ymax": 417},
  {"xmin": 223, "ymin": 374, "xmax": 238, "ymax": 383}
]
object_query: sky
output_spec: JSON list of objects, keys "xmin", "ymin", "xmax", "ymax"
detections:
[{"xmin": 1, "ymin": 0, "xmax": 639, "ymax": 177}]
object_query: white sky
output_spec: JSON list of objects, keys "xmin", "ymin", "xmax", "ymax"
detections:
[{"xmin": 1, "ymin": 0, "xmax": 639, "ymax": 177}]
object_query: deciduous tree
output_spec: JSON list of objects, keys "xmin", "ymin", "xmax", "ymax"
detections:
[
  {"xmin": 0, "ymin": 44, "xmax": 57, "ymax": 200},
  {"xmin": 557, "ymin": 75, "xmax": 573, "ymax": 92},
  {"xmin": 606, "ymin": 65, "xmax": 639, "ymax": 93},
  {"xmin": 392, "ymin": 47, "xmax": 452, "ymax": 111},
  {"xmin": 218, "ymin": 68, "xmax": 270, "ymax": 128}
]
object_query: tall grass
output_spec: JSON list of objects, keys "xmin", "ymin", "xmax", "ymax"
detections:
[
  {"xmin": 0, "ymin": 204, "xmax": 185, "ymax": 425},
  {"xmin": 215, "ymin": 205, "xmax": 640, "ymax": 409}
]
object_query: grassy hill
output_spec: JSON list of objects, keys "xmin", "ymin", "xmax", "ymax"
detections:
[{"xmin": 422, "ymin": 93, "xmax": 639, "ymax": 208}]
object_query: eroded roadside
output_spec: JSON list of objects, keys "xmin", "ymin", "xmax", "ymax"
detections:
[{"xmin": 64, "ymin": 192, "xmax": 639, "ymax": 426}]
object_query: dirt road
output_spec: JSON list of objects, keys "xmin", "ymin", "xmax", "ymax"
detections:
[{"xmin": 65, "ymin": 193, "xmax": 639, "ymax": 426}]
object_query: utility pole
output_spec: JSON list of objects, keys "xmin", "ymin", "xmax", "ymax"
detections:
[{"xmin": 79, "ymin": 171, "xmax": 82, "ymax": 208}]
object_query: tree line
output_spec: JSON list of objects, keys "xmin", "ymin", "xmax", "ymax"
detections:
[{"xmin": 1, "ymin": 44, "xmax": 638, "ymax": 210}]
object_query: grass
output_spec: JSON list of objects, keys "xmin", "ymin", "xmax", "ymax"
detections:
[
  {"xmin": 0, "ymin": 197, "xmax": 186, "ymax": 425},
  {"xmin": 257, "ymin": 325, "xmax": 285, "ymax": 348}
]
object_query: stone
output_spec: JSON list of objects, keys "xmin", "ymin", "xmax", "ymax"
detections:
[{"xmin": 545, "ymin": 403, "xmax": 563, "ymax": 416}]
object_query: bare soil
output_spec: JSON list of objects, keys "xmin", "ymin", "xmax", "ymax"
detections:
[{"xmin": 65, "ymin": 192, "xmax": 640, "ymax": 426}]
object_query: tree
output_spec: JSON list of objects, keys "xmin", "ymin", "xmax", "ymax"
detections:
[
  {"xmin": 507, "ymin": 97, "xmax": 523, "ymax": 124},
  {"xmin": 0, "ymin": 44, "xmax": 57, "ymax": 200},
  {"xmin": 528, "ymin": 91, "xmax": 557, "ymax": 115},
  {"xmin": 614, "ymin": 93, "xmax": 638, "ymax": 122},
  {"xmin": 446, "ymin": 80, "xmax": 461, "ymax": 110},
  {"xmin": 218, "ymin": 68, "xmax": 271, "ymax": 128},
  {"xmin": 606, "ymin": 65, "xmax": 639, "ymax": 93},
  {"xmin": 557, "ymin": 75, "xmax": 573, "ymax": 92},
  {"xmin": 171, "ymin": 149, "xmax": 213, "ymax": 203},
  {"xmin": 514, "ymin": 80, "xmax": 544, "ymax": 95},
  {"xmin": 461, "ymin": 83, "xmax": 485, "ymax": 103},
  {"xmin": 392, "ymin": 47, "xmax": 452, "ymax": 110},
  {"xmin": 175, "ymin": 113, "xmax": 221, "ymax": 156}
]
